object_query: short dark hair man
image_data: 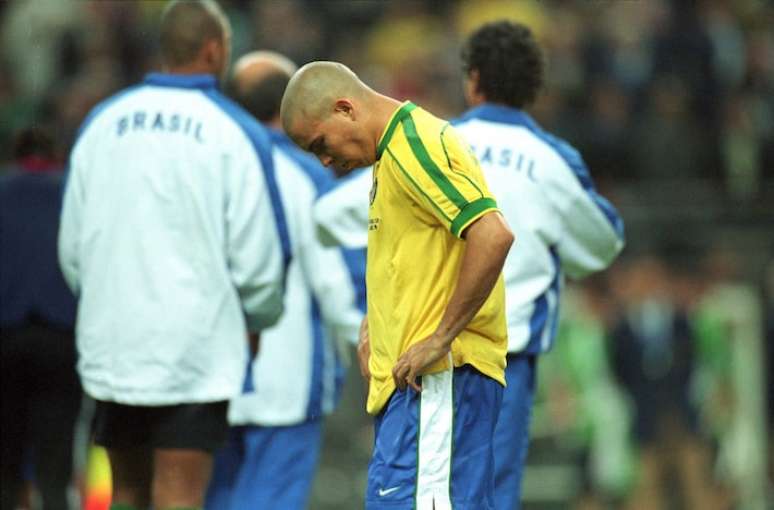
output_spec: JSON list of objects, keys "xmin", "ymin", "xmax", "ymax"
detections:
[{"xmin": 459, "ymin": 20, "xmax": 624, "ymax": 509}]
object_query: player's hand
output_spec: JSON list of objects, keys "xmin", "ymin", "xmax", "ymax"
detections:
[
  {"xmin": 357, "ymin": 316, "xmax": 370, "ymax": 380},
  {"xmin": 392, "ymin": 334, "xmax": 450, "ymax": 392}
]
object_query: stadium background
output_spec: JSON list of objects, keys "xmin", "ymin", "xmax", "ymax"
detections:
[{"xmin": 1, "ymin": 0, "xmax": 772, "ymax": 509}]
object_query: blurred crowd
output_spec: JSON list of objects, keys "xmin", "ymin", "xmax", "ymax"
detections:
[
  {"xmin": 522, "ymin": 251, "xmax": 772, "ymax": 509},
  {"xmin": 1, "ymin": 1, "xmax": 772, "ymax": 509},
  {"xmin": 2, "ymin": 0, "xmax": 774, "ymax": 196}
]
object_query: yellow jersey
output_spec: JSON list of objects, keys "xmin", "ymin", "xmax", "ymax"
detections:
[{"xmin": 366, "ymin": 101, "xmax": 508, "ymax": 415}]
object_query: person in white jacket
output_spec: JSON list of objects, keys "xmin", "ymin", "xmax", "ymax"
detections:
[
  {"xmin": 57, "ymin": 2, "xmax": 288, "ymax": 509},
  {"xmin": 205, "ymin": 51, "xmax": 364, "ymax": 510},
  {"xmin": 313, "ymin": 21, "xmax": 625, "ymax": 510}
]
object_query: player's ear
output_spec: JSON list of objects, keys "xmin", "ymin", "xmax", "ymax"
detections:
[
  {"xmin": 334, "ymin": 99, "xmax": 355, "ymax": 120},
  {"xmin": 464, "ymin": 69, "xmax": 485, "ymax": 106},
  {"xmin": 200, "ymin": 38, "xmax": 224, "ymax": 74}
]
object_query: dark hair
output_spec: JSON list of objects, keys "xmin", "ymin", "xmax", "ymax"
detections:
[
  {"xmin": 159, "ymin": 0, "xmax": 226, "ymax": 67},
  {"xmin": 461, "ymin": 20, "xmax": 544, "ymax": 108},
  {"xmin": 235, "ymin": 72, "xmax": 291, "ymax": 123},
  {"xmin": 13, "ymin": 126, "xmax": 55, "ymax": 160}
]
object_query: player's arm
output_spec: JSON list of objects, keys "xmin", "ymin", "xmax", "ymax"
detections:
[
  {"xmin": 226, "ymin": 147, "xmax": 285, "ymax": 332},
  {"xmin": 294, "ymin": 169, "xmax": 364, "ymax": 349},
  {"xmin": 545, "ymin": 152, "xmax": 624, "ymax": 278},
  {"xmin": 392, "ymin": 211, "xmax": 513, "ymax": 391},
  {"xmin": 58, "ymin": 147, "xmax": 86, "ymax": 294},
  {"xmin": 357, "ymin": 315, "xmax": 370, "ymax": 380}
]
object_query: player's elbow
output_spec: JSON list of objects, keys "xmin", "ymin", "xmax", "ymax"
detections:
[
  {"xmin": 489, "ymin": 215, "xmax": 515, "ymax": 254},
  {"xmin": 494, "ymin": 227, "xmax": 515, "ymax": 265},
  {"xmin": 499, "ymin": 224, "xmax": 515, "ymax": 249},
  {"xmin": 466, "ymin": 212, "xmax": 514, "ymax": 256}
]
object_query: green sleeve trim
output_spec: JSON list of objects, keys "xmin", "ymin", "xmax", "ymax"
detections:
[
  {"xmin": 376, "ymin": 102, "xmax": 416, "ymax": 159},
  {"xmin": 387, "ymin": 147, "xmax": 452, "ymax": 223},
  {"xmin": 401, "ymin": 115, "xmax": 469, "ymax": 212},
  {"xmin": 439, "ymin": 123, "xmax": 485, "ymax": 198},
  {"xmin": 450, "ymin": 197, "xmax": 498, "ymax": 238}
]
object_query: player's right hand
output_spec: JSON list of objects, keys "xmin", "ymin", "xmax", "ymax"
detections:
[{"xmin": 357, "ymin": 316, "xmax": 370, "ymax": 380}]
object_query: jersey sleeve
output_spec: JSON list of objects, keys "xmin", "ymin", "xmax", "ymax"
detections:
[
  {"xmin": 299, "ymin": 216, "xmax": 363, "ymax": 348},
  {"xmin": 390, "ymin": 120, "xmax": 499, "ymax": 238},
  {"xmin": 279, "ymin": 152, "xmax": 364, "ymax": 348},
  {"xmin": 313, "ymin": 167, "xmax": 371, "ymax": 249},
  {"xmin": 58, "ymin": 142, "xmax": 87, "ymax": 294},
  {"xmin": 226, "ymin": 142, "xmax": 285, "ymax": 332},
  {"xmin": 541, "ymin": 140, "xmax": 625, "ymax": 279}
]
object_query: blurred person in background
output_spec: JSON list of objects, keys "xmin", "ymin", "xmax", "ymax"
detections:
[
  {"xmin": 690, "ymin": 247, "xmax": 769, "ymax": 508},
  {"xmin": 455, "ymin": 21, "xmax": 624, "ymax": 510},
  {"xmin": 528, "ymin": 279, "xmax": 635, "ymax": 509},
  {"xmin": 610, "ymin": 257, "xmax": 721, "ymax": 510},
  {"xmin": 764, "ymin": 259, "xmax": 774, "ymax": 489},
  {"xmin": 205, "ymin": 51, "xmax": 364, "ymax": 510},
  {"xmin": 281, "ymin": 61, "xmax": 514, "ymax": 510},
  {"xmin": 57, "ymin": 1, "xmax": 288, "ymax": 509},
  {"xmin": 630, "ymin": 74, "xmax": 711, "ymax": 182},
  {"xmin": 1, "ymin": 126, "xmax": 81, "ymax": 510}
]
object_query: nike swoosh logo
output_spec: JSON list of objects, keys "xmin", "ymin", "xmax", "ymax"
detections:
[{"xmin": 378, "ymin": 486, "xmax": 401, "ymax": 497}]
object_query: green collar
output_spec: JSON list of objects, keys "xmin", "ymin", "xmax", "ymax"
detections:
[{"xmin": 376, "ymin": 101, "xmax": 416, "ymax": 160}]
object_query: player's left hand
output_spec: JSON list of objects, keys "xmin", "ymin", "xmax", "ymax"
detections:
[{"xmin": 392, "ymin": 334, "xmax": 450, "ymax": 392}]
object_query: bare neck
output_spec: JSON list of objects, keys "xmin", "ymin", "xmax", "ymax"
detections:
[
  {"xmin": 164, "ymin": 61, "xmax": 215, "ymax": 76},
  {"xmin": 368, "ymin": 92, "xmax": 403, "ymax": 157}
]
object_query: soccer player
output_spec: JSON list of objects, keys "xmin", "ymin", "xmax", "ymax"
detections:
[
  {"xmin": 204, "ymin": 51, "xmax": 364, "ymax": 510},
  {"xmin": 281, "ymin": 62, "xmax": 515, "ymax": 510},
  {"xmin": 458, "ymin": 22, "xmax": 624, "ymax": 509},
  {"xmin": 57, "ymin": 2, "xmax": 288, "ymax": 509},
  {"xmin": 310, "ymin": 21, "xmax": 626, "ymax": 510}
]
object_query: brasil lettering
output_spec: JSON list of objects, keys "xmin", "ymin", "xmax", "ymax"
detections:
[
  {"xmin": 470, "ymin": 144, "xmax": 537, "ymax": 182},
  {"xmin": 116, "ymin": 111, "xmax": 204, "ymax": 143}
]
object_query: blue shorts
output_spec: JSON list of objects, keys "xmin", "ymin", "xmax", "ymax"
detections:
[
  {"xmin": 205, "ymin": 420, "xmax": 322, "ymax": 510},
  {"xmin": 366, "ymin": 364, "xmax": 503, "ymax": 510},
  {"xmin": 493, "ymin": 354, "xmax": 537, "ymax": 510}
]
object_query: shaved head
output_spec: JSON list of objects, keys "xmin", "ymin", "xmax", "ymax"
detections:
[
  {"xmin": 233, "ymin": 51, "xmax": 297, "ymax": 93},
  {"xmin": 159, "ymin": 0, "xmax": 229, "ymax": 68},
  {"xmin": 280, "ymin": 60, "xmax": 401, "ymax": 175},
  {"xmin": 232, "ymin": 51, "xmax": 297, "ymax": 123},
  {"xmin": 280, "ymin": 61, "xmax": 370, "ymax": 138}
]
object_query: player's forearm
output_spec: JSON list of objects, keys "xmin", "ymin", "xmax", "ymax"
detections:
[{"xmin": 433, "ymin": 212, "xmax": 513, "ymax": 347}]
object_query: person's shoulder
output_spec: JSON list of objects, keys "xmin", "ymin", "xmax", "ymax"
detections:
[
  {"xmin": 76, "ymin": 83, "xmax": 147, "ymax": 141},
  {"xmin": 455, "ymin": 105, "xmax": 585, "ymax": 168},
  {"xmin": 272, "ymin": 131, "xmax": 334, "ymax": 196},
  {"xmin": 199, "ymin": 90, "xmax": 261, "ymax": 132},
  {"xmin": 412, "ymin": 105, "xmax": 450, "ymax": 136},
  {"xmin": 200, "ymin": 90, "xmax": 273, "ymax": 152},
  {"xmin": 274, "ymin": 148, "xmax": 318, "ymax": 200},
  {"xmin": 382, "ymin": 104, "xmax": 445, "ymax": 162}
]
